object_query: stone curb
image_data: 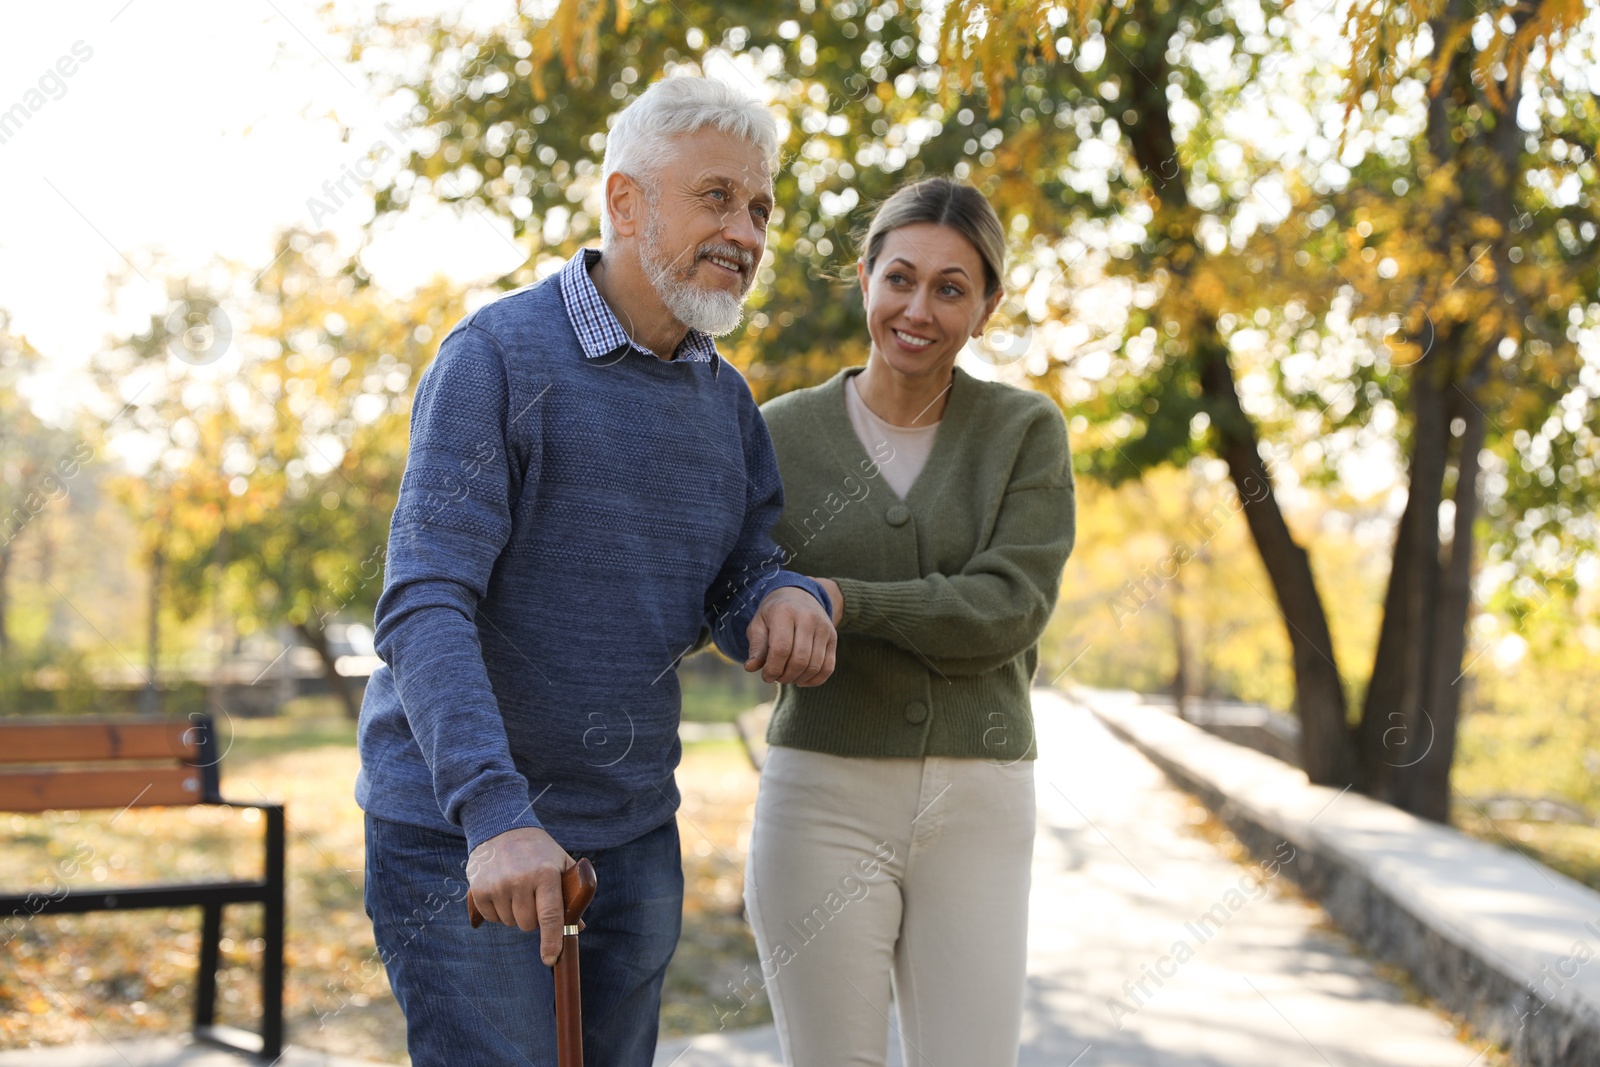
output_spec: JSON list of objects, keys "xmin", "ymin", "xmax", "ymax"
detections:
[{"xmin": 1075, "ymin": 687, "xmax": 1600, "ymax": 1067}]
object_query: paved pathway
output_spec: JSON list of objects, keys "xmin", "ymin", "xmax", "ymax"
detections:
[
  {"xmin": 6, "ymin": 692, "xmax": 1489, "ymax": 1067},
  {"xmin": 0, "ymin": 1035, "xmax": 382, "ymax": 1067},
  {"xmin": 654, "ymin": 689, "xmax": 1488, "ymax": 1066}
]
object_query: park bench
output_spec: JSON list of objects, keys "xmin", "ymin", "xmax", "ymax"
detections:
[{"xmin": 0, "ymin": 714, "xmax": 284, "ymax": 1061}]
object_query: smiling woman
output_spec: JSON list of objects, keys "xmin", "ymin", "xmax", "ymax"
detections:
[
  {"xmin": 848, "ymin": 179, "xmax": 1006, "ymax": 427},
  {"xmin": 748, "ymin": 177, "xmax": 1077, "ymax": 1067}
]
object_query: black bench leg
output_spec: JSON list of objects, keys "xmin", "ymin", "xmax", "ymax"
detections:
[
  {"xmin": 261, "ymin": 804, "xmax": 286, "ymax": 1061},
  {"xmin": 195, "ymin": 901, "xmax": 222, "ymax": 1030}
]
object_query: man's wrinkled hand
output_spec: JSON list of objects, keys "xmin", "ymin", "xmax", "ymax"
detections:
[
  {"xmin": 744, "ymin": 585, "xmax": 837, "ymax": 686},
  {"xmin": 468, "ymin": 826, "xmax": 574, "ymax": 965}
]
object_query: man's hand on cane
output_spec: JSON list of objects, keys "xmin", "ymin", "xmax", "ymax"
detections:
[{"xmin": 469, "ymin": 826, "xmax": 576, "ymax": 966}]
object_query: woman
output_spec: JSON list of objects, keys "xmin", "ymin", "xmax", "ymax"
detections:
[{"xmin": 746, "ymin": 177, "xmax": 1076, "ymax": 1065}]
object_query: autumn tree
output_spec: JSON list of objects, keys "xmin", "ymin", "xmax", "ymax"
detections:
[
  {"xmin": 209, "ymin": 232, "xmax": 458, "ymax": 719},
  {"xmin": 1328, "ymin": 0, "xmax": 1598, "ymax": 817},
  {"xmin": 0, "ymin": 317, "xmax": 88, "ymax": 694},
  {"xmin": 97, "ymin": 278, "xmax": 249, "ymax": 714},
  {"xmin": 99, "ymin": 235, "xmax": 460, "ymax": 719}
]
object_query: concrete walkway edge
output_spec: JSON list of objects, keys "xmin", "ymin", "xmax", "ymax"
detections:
[{"xmin": 1078, "ymin": 687, "xmax": 1600, "ymax": 1067}]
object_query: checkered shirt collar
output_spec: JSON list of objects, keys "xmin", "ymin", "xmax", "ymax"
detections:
[{"xmin": 559, "ymin": 248, "xmax": 721, "ymax": 370}]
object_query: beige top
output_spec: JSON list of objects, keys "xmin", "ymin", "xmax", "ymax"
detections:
[{"xmin": 844, "ymin": 372, "xmax": 941, "ymax": 499}]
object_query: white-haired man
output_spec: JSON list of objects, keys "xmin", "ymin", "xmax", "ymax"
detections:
[{"xmin": 356, "ymin": 76, "xmax": 835, "ymax": 1065}]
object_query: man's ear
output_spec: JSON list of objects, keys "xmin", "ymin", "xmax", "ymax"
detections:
[
  {"xmin": 971, "ymin": 289, "xmax": 1005, "ymax": 338},
  {"xmin": 605, "ymin": 172, "xmax": 644, "ymax": 240}
]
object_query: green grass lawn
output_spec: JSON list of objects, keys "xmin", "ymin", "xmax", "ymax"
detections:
[{"xmin": 679, "ymin": 665, "xmax": 774, "ymax": 724}]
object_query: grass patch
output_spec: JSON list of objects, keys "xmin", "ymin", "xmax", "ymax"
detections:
[
  {"xmin": 1453, "ymin": 805, "xmax": 1600, "ymax": 892},
  {"xmin": 223, "ymin": 715, "xmax": 358, "ymax": 763},
  {"xmin": 678, "ymin": 658, "xmax": 773, "ymax": 723}
]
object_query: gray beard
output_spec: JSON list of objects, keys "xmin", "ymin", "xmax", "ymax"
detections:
[{"xmin": 639, "ymin": 224, "xmax": 748, "ymax": 338}]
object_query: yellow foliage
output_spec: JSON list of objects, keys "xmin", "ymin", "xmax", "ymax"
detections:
[{"xmin": 1342, "ymin": 0, "xmax": 1588, "ymax": 115}]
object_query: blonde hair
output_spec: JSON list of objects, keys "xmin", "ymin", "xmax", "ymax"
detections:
[{"xmin": 859, "ymin": 177, "xmax": 1006, "ymax": 297}]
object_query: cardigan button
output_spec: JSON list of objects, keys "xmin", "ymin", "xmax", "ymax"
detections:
[
  {"xmin": 904, "ymin": 700, "xmax": 928, "ymax": 724},
  {"xmin": 885, "ymin": 504, "xmax": 911, "ymax": 526}
]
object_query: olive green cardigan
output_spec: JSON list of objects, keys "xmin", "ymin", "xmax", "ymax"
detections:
[{"xmin": 759, "ymin": 366, "xmax": 1076, "ymax": 762}]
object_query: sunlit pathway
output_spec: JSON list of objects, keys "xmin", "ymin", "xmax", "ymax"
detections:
[{"xmin": 656, "ymin": 688, "xmax": 1487, "ymax": 1067}]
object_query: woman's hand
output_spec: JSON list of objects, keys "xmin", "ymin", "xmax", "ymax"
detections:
[{"xmin": 814, "ymin": 577, "xmax": 844, "ymax": 626}]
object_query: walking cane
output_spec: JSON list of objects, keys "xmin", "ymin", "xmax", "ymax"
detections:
[{"xmin": 466, "ymin": 859, "xmax": 599, "ymax": 1067}]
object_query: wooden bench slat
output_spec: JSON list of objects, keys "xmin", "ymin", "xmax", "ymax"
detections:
[
  {"xmin": 0, "ymin": 766, "xmax": 204, "ymax": 812},
  {"xmin": 0, "ymin": 720, "xmax": 199, "ymax": 764}
]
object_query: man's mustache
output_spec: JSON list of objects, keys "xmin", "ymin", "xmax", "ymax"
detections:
[{"xmin": 696, "ymin": 242, "xmax": 755, "ymax": 273}]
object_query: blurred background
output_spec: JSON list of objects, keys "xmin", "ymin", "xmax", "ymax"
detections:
[{"xmin": 2, "ymin": 0, "xmax": 1598, "ymax": 1061}]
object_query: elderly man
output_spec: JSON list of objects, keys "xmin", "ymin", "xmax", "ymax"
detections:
[{"xmin": 355, "ymin": 76, "xmax": 835, "ymax": 1066}]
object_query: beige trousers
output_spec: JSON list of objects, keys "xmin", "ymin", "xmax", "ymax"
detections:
[{"xmin": 744, "ymin": 746, "xmax": 1036, "ymax": 1067}]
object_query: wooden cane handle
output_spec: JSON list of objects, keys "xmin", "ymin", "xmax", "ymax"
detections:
[
  {"xmin": 466, "ymin": 858, "xmax": 598, "ymax": 931},
  {"xmin": 562, "ymin": 858, "xmax": 597, "ymax": 925}
]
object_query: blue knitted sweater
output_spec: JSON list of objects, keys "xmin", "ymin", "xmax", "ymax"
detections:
[{"xmin": 355, "ymin": 258, "xmax": 826, "ymax": 854}]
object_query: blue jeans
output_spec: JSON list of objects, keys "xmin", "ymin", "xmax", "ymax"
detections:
[{"xmin": 364, "ymin": 813, "xmax": 683, "ymax": 1067}]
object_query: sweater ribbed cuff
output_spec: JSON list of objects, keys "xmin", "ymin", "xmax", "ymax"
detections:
[
  {"xmin": 834, "ymin": 575, "xmax": 909, "ymax": 635},
  {"xmin": 459, "ymin": 780, "xmax": 546, "ymax": 859}
]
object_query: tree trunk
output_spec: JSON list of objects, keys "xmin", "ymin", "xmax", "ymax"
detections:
[
  {"xmin": 0, "ymin": 543, "xmax": 11, "ymax": 710},
  {"xmin": 0, "ymin": 542, "xmax": 11, "ymax": 671},
  {"xmin": 208, "ymin": 529, "xmax": 230, "ymax": 718},
  {"xmin": 1170, "ymin": 562, "xmax": 1197, "ymax": 720},
  {"xmin": 1405, "ymin": 388, "xmax": 1486, "ymax": 820},
  {"xmin": 1358, "ymin": 12, "xmax": 1468, "ymax": 799},
  {"xmin": 139, "ymin": 543, "xmax": 164, "ymax": 717},
  {"xmin": 1358, "ymin": 358, "xmax": 1451, "ymax": 799},
  {"xmin": 39, "ymin": 524, "xmax": 63, "ymax": 645},
  {"xmin": 1195, "ymin": 332, "xmax": 1360, "ymax": 784},
  {"xmin": 297, "ymin": 621, "xmax": 360, "ymax": 721},
  {"xmin": 1359, "ymin": 364, "xmax": 1486, "ymax": 821},
  {"xmin": 1358, "ymin": 1, "xmax": 1514, "ymax": 820},
  {"xmin": 1104, "ymin": 11, "xmax": 1361, "ymax": 783}
]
